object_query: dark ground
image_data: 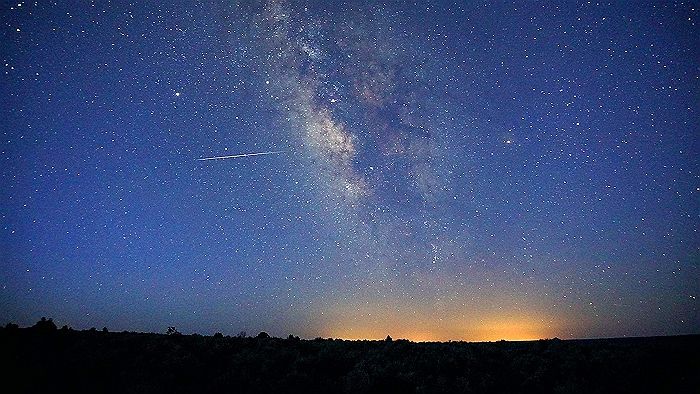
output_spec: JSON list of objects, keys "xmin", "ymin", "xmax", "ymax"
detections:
[{"xmin": 2, "ymin": 322, "xmax": 698, "ymax": 393}]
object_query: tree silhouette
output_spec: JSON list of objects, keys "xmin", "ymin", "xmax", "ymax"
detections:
[{"xmin": 166, "ymin": 326, "xmax": 181, "ymax": 335}]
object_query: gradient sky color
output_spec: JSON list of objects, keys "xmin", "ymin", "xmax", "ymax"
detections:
[{"xmin": 1, "ymin": 0, "xmax": 698, "ymax": 341}]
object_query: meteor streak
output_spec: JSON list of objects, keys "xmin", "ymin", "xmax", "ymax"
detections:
[{"xmin": 197, "ymin": 150, "xmax": 284, "ymax": 161}]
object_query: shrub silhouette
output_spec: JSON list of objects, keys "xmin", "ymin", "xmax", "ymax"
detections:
[
  {"xmin": 213, "ymin": 332, "xmax": 224, "ymax": 339},
  {"xmin": 32, "ymin": 317, "xmax": 57, "ymax": 332},
  {"xmin": 256, "ymin": 331, "xmax": 270, "ymax": 339}
]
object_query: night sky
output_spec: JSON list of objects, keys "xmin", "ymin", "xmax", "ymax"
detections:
[{"xmin": 2, "ymin": 1, "xmax": 698, "ymax": 341}]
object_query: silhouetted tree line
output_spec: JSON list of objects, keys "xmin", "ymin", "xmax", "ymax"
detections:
[{"xmin": 1, "ymin": 318, "xmax": 698, "ymax": 393}]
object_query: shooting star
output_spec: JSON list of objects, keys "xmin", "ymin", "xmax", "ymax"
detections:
[{"xmin": 197, "ymin": 150, "xmax": 284, "ymax": 161}]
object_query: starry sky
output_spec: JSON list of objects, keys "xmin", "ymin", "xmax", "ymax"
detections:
[{"xmin": 1, "ymin": 0, "xmax": 698, "ymax": 341}]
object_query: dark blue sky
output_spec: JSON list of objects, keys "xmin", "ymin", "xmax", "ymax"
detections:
[{"xmin": 1, "ymin": 0, "xmax": 698, "ymax": 341}]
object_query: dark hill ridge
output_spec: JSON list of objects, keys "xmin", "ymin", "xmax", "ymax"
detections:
[{"xmin": 2, "ymin": 324, "xmax": 698, "ymax": 393}]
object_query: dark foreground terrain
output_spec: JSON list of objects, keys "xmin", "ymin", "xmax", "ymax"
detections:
[{"xmin": 2, "ymin": 323, "xmax": 698, "ymax": 394}]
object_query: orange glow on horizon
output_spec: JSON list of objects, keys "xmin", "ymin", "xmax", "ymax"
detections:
[
  {"xmin": 467, "ymin": 320, "xmax": 556, "ymax": 342},
  {"xmin": 326, "ymin": 322, "xmax": 555, "ymax": 342},
  {"xmin": 321, "ymin": 309, "xmax": 560, "ymax": 342}
]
